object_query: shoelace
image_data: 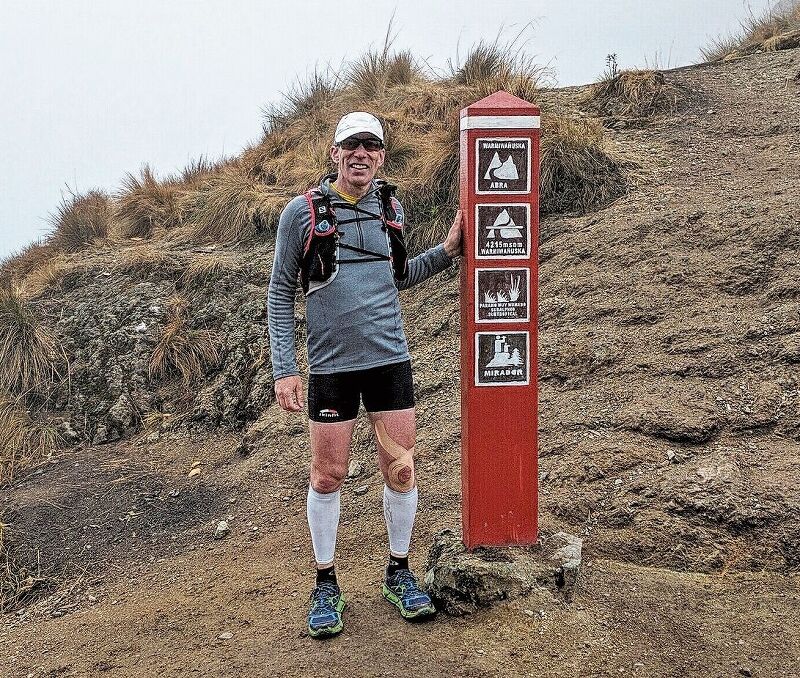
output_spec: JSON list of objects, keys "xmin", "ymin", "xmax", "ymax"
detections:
[
  {"xmin": 391, "ymin": 569, "xmax": 421, "ymax": 595},
  {"xmin": 310, "ymin": 582, "xmax": 339, "ymax": 615}
]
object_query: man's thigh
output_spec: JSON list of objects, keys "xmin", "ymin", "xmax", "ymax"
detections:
[{"xmin": 307, "ymin": 372, "xmax": 361, "ymax": 489}]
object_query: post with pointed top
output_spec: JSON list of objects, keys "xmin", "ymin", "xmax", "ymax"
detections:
[{"xmin": 459, "ymin": 91, "xmax": 540, "ymax": 548}]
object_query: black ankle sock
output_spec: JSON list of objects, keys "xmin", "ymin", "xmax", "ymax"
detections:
[
  {"xmin": 387, "ymin": 554, "xmax": 409, "ymax": 576},
  {"xmin": 316, "ymin": 566, "xmax": 337, "ymax": 586}
]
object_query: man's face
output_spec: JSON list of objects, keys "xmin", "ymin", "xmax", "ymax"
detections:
[{"xmin": 330, "ymin": 133, "xmax": 385, "ymax": 190}]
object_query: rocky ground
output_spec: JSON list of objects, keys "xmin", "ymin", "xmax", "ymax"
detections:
[{"xmin": 2, "ymin": 48, "xmax": 800, "ymax": 677}]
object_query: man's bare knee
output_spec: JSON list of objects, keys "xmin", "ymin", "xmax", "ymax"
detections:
[{"xmin": 311, "ymin": 461, "xmax": 347, "ymax": 493}]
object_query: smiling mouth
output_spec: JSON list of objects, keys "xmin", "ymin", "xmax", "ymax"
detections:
[{"xmin": 349, "ymin": 163, "xmax": 369, "ymax": 170}]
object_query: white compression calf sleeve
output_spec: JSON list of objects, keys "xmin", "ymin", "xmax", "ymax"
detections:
[
  {"xmin": 306, "ymin": 486, "xmax": 340, "ymax": 565},
  {"xmin": 383, "ymin": 485, "xmax": 419, "ymax": 557}
]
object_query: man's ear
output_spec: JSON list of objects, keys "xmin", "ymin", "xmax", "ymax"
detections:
[
  {"xmin": 376, "ymin": 149, "xmax": 385, "ymax": 169},
  {"xmin": 330, "ymin": 144, "xmax": 340, "ymax": 163}
]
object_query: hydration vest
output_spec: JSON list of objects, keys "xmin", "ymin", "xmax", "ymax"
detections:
[{"xmin": 300, "ymin": 179, "xmax": 409, "ymax": 296}]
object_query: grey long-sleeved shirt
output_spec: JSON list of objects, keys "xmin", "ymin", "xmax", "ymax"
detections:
[{"xmin": 268, "ymin": 178, "xmax": 453, "ymax": 379}]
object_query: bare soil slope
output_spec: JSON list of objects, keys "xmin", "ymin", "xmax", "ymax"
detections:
[{"xmin": 3, "ymin": 49, "xmax": 800, "ymax": 677}]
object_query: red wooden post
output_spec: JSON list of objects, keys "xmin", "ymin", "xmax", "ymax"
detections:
[{"xmin": 459, "ymin": 91, "xmax": 540, "ymax": 548}]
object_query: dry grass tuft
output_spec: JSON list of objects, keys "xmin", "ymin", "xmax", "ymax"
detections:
[
  {"xmin": 0, "ymin": 516, "xmax": 54, "ymax": 611},
  {"xmin": 346, "ymin": 49, "xmax": 424, "ymax": 99},
  {"xmin": 580, "ymin": 69, "xmax": 682, "ymax": 118},
  {"xmin": 263, "ymin": 68, "xmax": 341, "ymax": 134},
  {"xmin": 0, "ymin": 287, "xmax": 61, "ymax": 396},
  {"xmin": 179, "ymin": 253, "xmax": 237, "ymax": 289},
  {"xmin": 114, "ymin": 166, "xmax": 190, "ymax": 238},
  {"xmin": 450, "ymin": 41, "xmax": 543, "ymax": 101},
  {"xmin": 702, "ymin": 1, "xmax": 800, "ymax": 61},
  {"xmin": 0, "ymin": 241, "xmax": 59, "ymax": 290},
  {"xmin": 191, "ymin": 167, "xmax": 287, "ymax": 242},
  {"xmin": 540, "ymin": 116, "xmax": 630, "ymax": 215},
  {"xmin": 17, "ymin": 254, "xmax": 83, "ymax": 300},
  {"xmin": 49, "ymin": 189, "xmax": 112, "ymax": 252},
  {"xmin": 112, "ymin": 244, "xmax": 183, "ymax": 280},
  {"xmin": 0, "ymin": 393, "xmax": 59, "ymax": 483},
  {"xmin": 149, "ymin": 296, "xmax": 220, "ymax": 388}
]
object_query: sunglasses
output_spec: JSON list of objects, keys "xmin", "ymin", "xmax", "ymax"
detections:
[{"xmin": 338, "ymin": 137, "xmax": 384, "ymax": 151}]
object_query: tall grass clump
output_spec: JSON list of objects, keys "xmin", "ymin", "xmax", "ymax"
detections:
[
  {"xmin": 149, "ymin": 296, "xmax": 220, "ymax": 388},
  {"xmin": 702, "ymin": 1, "xmax": 800, "ymax": 61},
  {"xmin": 262, "ymin": 68, "xmax": 342, "ymax": 134},
  {"xmin": 540, "ymin": 116, "xmax": 630, "ymax": 215},
  {"xmin": 0, "ymin": 241, "xmax": 58, "ymax": 290},
  {"xmin": 1, "ymin": 517, "xmax": 54, "ymax": 611},
  {"xmin": 346, "ymin": 49, "xmax": 423, "ymax": 99},
  {"xmin": 580, "ymin": 69, "xmax": 683, "ymax": 118},
  {"xmin": 450, "ymin": 40, "xmax": 544, "ymax": 102},
  {"xmin": 191, "ymin": 167, "xmax": 287, "ymax": 243},
  {"xmin": 0, "ymin": 287, "xmax": 61, "ymax": 396},
  {"xmin": 0, "ymin": 393, "xmax": 58, "ymax": 483},
  {"xmin": 48, "ymin": 189, "xmax": 112, "ymax": 252},
  {"xmin": 114, "ymin": 165, "xmax": 188, "ymax": 238}
]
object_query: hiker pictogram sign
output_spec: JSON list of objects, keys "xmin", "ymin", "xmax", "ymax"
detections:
[{"xmin": 459, "ymin": 91, "xmax": 540, "ymax": 549}]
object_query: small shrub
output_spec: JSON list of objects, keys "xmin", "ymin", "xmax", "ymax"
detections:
[
  {"xmin": 540, "ymin": 116, "xmax": 630, "ymax": 215},
  {"xmin": 0, "ymin": 287, "xmax": 61, "ymax": 396},
  {"xmin": 580, "ymin": 69, "xmax": 682, "ymax": 118},
  {"xmin": 0, "ymin": 393, "xmax": 59, "ymax": 482},
  {"xmin": 149, "ymin": 296, "xmax": 220, "ymax": 388},
  {"xmin": 49, "ymin": 189, "xmax": 112, "ymax": 252}
]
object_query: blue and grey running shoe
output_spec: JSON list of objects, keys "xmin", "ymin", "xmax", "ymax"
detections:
[
  {"xmin": 307, "ymin": 582, "xmax": 345, "ymax": 638},
  {"xmin": 382, "ymin": 569, "xmax": 436, "ymax": 620}
]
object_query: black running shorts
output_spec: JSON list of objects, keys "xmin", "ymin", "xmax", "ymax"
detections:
[{"xmin": 307, "ymin": 360, "xmax": 415, "ymax": 423}]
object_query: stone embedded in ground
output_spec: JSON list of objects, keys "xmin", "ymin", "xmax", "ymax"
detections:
[
  {"xmin": 347, "ymin": 460, "xmax": 364, "ymax": 478},
  {"xmin": 353, "ymin": 485, "xmax": 369, "ymax": 496},
  {"xmin": 214, "ymin": 520, "xmax": 230, "ymax": 540},
  {"xmin": 618, "ymin": 394, "xmax": 723, "ymax": 443},
  {"xmin": 423, "ymin": 529, "xmax": 583, "ymax": 616}
]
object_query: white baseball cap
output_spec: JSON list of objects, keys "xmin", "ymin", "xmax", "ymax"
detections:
[{"xmin": 334, "ymin": 112, "xmax": 384, "ymax": 144}]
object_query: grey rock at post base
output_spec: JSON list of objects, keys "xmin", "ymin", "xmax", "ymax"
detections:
[{"xmin": 423, "ymin": 529, "xmax": 583, "ymax": 616}]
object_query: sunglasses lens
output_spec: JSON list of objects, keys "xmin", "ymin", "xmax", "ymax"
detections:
[{"xmin": 340, "ymin": 137, "xmax": 383, "ymax": 151}]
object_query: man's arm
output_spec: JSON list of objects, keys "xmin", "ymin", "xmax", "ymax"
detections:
[
  {"xmin": 396, "ymin": 209, "xmax": 463, "ymax": 291},
  {"xmin": 267, "ymin": 196, "xmax": 308, "ymax": 411}
]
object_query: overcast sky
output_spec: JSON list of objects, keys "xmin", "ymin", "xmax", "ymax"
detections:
[{"xmin": 0, "ymin": 0, "xmax": 777, "ymax": 257}]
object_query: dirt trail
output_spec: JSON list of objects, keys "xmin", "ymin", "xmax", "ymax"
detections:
[{"xmin": 3, "ymin": 49, "xmax": 800, "ymax": 677}]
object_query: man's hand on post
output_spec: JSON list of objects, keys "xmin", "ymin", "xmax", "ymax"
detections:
[
  {"xmin": 275, "ymin": 375, "xmax": 304, "ymax": 412},
  {"xmin": 443, "ymin": 209, "xmax": 463, "ymax": 258}
]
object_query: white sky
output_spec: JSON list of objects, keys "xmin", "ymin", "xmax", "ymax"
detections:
[{"xmin": 0, "ymin": 0, "xmax": 777, "ymax": 257}]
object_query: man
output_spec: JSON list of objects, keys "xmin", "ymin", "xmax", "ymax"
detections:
[{"xmin": 268, "ymin": 111, "xmax": 462, "ymax": 638}]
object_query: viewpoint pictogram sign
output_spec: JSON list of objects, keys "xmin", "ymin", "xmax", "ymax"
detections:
[{"xmin": 459, "ymin": 91, "xmax": 540, "ymax": 549}]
